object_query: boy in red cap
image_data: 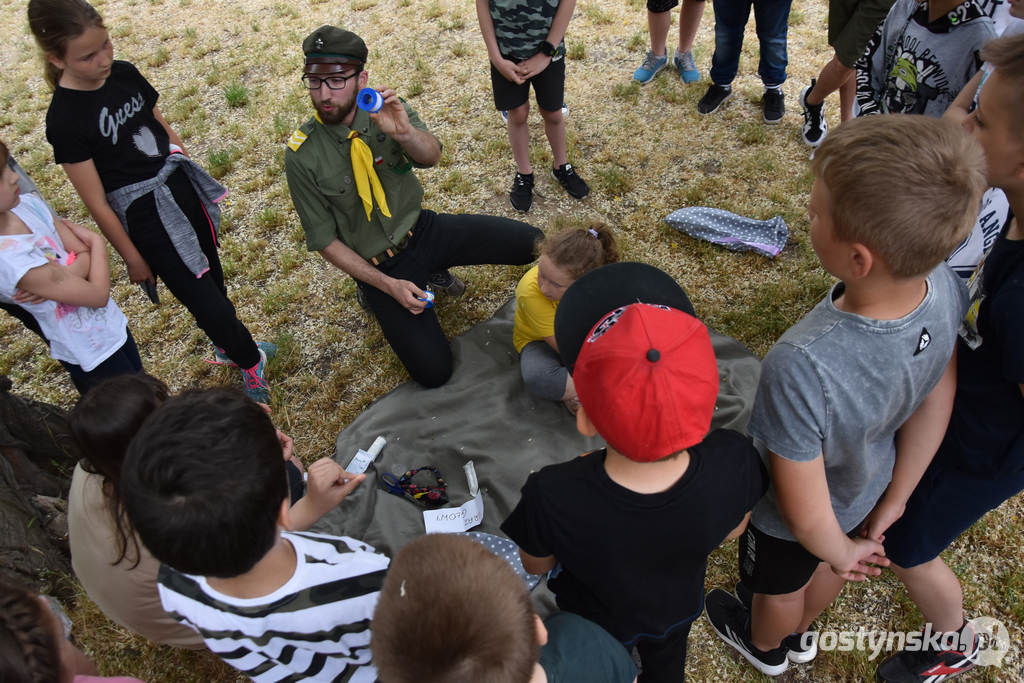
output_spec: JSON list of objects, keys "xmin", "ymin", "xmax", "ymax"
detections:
[{"xmin": 501, "ymin": 262, "xmax": 768, "ymax": 683}]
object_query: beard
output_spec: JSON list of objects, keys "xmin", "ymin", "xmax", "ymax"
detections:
[{"xmin": 313, "ymin": 93, "xmax": 357, "ymax": 125}]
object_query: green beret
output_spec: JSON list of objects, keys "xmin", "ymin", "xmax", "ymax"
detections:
[{"xmin": 302, "ymin": 25, "xmax": 367, "ymax": 65}]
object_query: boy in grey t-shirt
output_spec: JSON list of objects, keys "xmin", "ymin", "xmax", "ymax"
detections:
[{"xmin": 704, "ymin": 115, "xmax": 987, "ymax": 676}]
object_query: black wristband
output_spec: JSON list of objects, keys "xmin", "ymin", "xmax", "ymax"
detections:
[{"xmin": 540, "ymin": 41, "xmax": 558, "ymax": 57}]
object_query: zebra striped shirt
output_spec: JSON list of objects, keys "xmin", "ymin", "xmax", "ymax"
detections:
[{"xmin": 158, "ymin": 531, "xmax": 389, "ymax": 682}]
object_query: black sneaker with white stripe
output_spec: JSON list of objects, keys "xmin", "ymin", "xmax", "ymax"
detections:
[
  {"xmin": 705, "ymin": 588, "xmax": 789, "ymax": 676},
  {"xmin": 733, "ymin": 581, "xmax": 817, "ymax": 664}
]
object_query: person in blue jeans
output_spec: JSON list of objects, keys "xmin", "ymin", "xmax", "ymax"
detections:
[{"xmin": 697, "ymin": 0, "xmax": 792, "ymax": 124}]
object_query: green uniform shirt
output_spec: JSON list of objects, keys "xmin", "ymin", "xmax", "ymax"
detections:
[{"xmin": 284, "ymin": 103, "xmax": 433, "ymax": 257}]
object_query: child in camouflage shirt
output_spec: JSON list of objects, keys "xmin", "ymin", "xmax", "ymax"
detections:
[{"xmin": 476, "ymin": 0, "xmax": 590, "ymax": 212}]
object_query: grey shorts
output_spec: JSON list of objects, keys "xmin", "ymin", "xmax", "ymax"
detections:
[{"xmin": 829, "ymin": 0, "xmax": 897, "ymax": 68}]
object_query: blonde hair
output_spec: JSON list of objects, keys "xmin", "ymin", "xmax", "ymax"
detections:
[
  {"xmin": 541, "ymin": 223, "xmax": 620, "ymax": 280},
  {"xmin": 980, "ymin": 33, "xmax": 1024, "ymax": 141},
  {"xmin": 371, "ymin": 535, "xmax": 539, "ymax": 683},
  {"xmin": 811, "ymin": 115, "xmax": 986, "ymax": 278}
]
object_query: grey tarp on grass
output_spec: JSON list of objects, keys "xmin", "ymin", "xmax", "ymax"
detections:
[{"xmin": 315, "ymin": 299, "xmax": 762, "ymax": 559}]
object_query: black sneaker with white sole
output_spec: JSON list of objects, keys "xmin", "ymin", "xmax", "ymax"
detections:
[
  {"xmin": 705, "ymin": 588, "xmax": 789, "ymax": 676},
  {"xmin": 784, "ymin": 631, "xmax": 818, "ymax": 664},
  {"xmin": 800, "ymin": 79, "xmax": 828, "ymax": 146},
  {"xmin": 733, "ymin": 582, "xmax": 817, "ymax": 664}
]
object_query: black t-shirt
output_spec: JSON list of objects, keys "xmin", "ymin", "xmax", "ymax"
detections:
[
  {"xmin": 941, "ymin": 218, "xmax": 1024, "ymax": 477},
  {"xmin": 501, "ymin": 429, "xmax": 768, "ymax": 645},
  {"xmin": 45, "ymin": 61, "xmax": 169, "ymax": 193}
]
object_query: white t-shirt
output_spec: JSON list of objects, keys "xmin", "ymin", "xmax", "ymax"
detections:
[{"xmin": 0, "ymin": 194, "xmax": 127, "ymax": 371}]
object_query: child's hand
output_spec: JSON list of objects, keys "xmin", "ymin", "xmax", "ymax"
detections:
[
  {"xmin": 12, "ymin": 288, "xmax": 48, "ymax": 305},
  {"xmin": 829, "ymin": 536, "xmax": 889, "ymax": 582},
  {"xmin": 125, "ymin": 254, "xmax": 155, "ymax": 285},
  {"xmin": 277, "ymin": 429, "xmax": 304, "ymax": 475},
  {"xmin": 861, "ymin": 497, "xmax": 905, "ymax": 543},
  {"xmin": 516, "ymin": 53, "xmax": 551, "ymax": 80},
  {"xmin": 305, "ymin": 458, "xmax": 365, "ymax": 514},
  {"xmin": 493, "ymin": 57, "xmax": 525, "ymax": 85}
]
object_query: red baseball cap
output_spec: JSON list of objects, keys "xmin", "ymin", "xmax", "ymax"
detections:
[{"xmin": 574, "ymin": 303, "xmax": 719, "ymax": 462}]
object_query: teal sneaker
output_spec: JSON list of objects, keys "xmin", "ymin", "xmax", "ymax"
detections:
[
  {"xmin": 674, "ymin": 49, "xmax": 700, "ymax": 84},
  {"xmin": 210, "ymin": 341, "xmax": 277, "ymax": 367},
  {"xmin": 241, "ymin": 347, "xmax": 271, "ymax": 405},
  {"xmin": 633, "ymin": 50, "xmax": 667, "ymax": 84}
]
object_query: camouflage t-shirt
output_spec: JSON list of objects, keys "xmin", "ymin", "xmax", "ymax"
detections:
[{"xmin": 490, "ymin": 0, "xmax": 565, "ymax": 62}]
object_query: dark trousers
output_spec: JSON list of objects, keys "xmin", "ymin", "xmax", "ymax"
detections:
[
  {"xmin": 125, "ymin": 169, "xmax": 259, "ymax": 369},
  {"xmin": 60, "ymin": 330, "xmax": 143, "ymax": 395},
  {"xmin": 635, "ymin": 621, "xmax": 693, "ymax": 683},
  {"xmin": 709, "ymin": 0, "xmax": 792, "ymax": 87},
  {"xmin": 359, "ymin": 210, "xmax": 542, "ymax": 388}
]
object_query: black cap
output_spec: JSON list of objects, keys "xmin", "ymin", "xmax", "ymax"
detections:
[
  {"xmin": 302, "ymin": 25, "xmax": 368, "ymax": 65},
  {"xmin": 554, "ymin": 262, "xmax": 696, "ymax": 372}
]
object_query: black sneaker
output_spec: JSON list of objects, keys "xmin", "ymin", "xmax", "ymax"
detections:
[
  {"xmin": 705, "ymin": 588, "xmax": 789, "ymax": 676},
  {"xmin": 733, "ymin": 582, "xmax": 816, "ymax": 664},
  {"xmin": 697, "ymin": 84, "xmax": 732, "ymax": 115},
  {"xmin": 783, "ymin": 632, "xmax": 818, "ymax": 664},
  {"xmin": 800, "ymin": 79, "xmax": 828, "ymax": 146},
  {"xmin": 509, "ymin": 172, "xmax": 534, "ymax": 212},
  {"xmin": 875, "ymin": 632, "xmax": 979, "ymax": 682},
  {"xmin": 763, "ymin": 87, "xmax": 785, "ymax": 124},
  {"xmin": 428, "ymin": 270, "xmax": 466, "ymax": 298},
  {"xmin": 552, "ymin": 163, "xmax": 589, "ymax": 199}
]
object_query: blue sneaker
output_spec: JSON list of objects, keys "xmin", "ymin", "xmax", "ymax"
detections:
[
  {"xmin": 210, "ymin": 341, "xmax": 277, "ymax": 367},
  {"xmin": 674, "ymin": 49, "xmax": 700, "ymax": 84},
  {"xmin": 633, "ymin": 50, "xmax": 667, "ymax": 84},
  {"xmin": 241, "ymin": 347, "xmax": 271, "ymax": 405}
]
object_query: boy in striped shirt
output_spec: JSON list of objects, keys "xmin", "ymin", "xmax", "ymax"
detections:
[{"xmin": 121, "ymin": 388, "xmax": 389, "ymax": 682}]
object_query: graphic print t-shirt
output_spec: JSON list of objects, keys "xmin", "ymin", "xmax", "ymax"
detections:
[{"xmin": 46, "ymin": 61, "xmax": 169, "ymax": 192}]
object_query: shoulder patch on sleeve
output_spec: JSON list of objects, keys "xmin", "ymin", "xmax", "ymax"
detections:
[{"xmin": 287, "ymin": 128, "xmax": 308, "ymax": 152}]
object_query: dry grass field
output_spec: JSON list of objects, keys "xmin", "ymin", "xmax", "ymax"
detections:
[{"xmin": 1, "ymin": 0, "xmax": 1021, "ymax": 679}]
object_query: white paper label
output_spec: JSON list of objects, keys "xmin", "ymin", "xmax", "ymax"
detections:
[
  {"xmin": 346, "ymin": 449, "xmax": 375, "ymax": 475},
  {"xmin": 422, "ymin": 494, "xmax": 484, "ymax": 533}
]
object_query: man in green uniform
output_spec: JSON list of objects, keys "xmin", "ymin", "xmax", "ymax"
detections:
[{"xmin": 285, "ymin": 26, "xmax": 543, "ymax": 388}]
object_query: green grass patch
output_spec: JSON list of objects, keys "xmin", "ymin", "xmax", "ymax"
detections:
[
  {"xmin": 582, "ymin": 3, "xmax": 614, "ymax": 24},
  {"xmin": 206, "ymin": 149, "xmax": 234, "ymax": 178},
  {"xmin": 223, "ymin": 82, "xmax": 249, "ymax": 108},
  {"xmin": 611, "ymin": 81, "xmax": 641, "ymax": 103},
  {"xmin": 567, "ymin": 39, "xmax": 585, "ymax": 61}
]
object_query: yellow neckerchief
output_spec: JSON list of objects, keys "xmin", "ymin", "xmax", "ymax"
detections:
[{"xmin": 314, "ymin": 112, "xmax": 392, "ymax": 221}]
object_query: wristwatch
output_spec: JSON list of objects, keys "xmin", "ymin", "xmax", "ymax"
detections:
[{"xmin": 539, "ymin": 40, "xmax": 558, "ymax": 57}]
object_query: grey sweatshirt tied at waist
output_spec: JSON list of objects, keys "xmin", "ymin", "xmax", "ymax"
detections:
[{"xmin": 106, "ymin": 152, "xmax": 228, "ymax": 278}]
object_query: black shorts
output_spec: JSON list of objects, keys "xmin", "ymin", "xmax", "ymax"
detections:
[
  {"xmin": 739, "ymin": 519, "xmax": 866, "ymax": 595},
  {"xmin": 647, "ymin": 0, "xmax": 704, "ymax": 13},
  {"xmin": 491, "ymin": 56, "xmax": 565, "ymax": 112}
]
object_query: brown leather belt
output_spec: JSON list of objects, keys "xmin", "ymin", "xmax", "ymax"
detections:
[{"xmin": 369, "ymin": 230, "xmax": 415, "ymax": 266}]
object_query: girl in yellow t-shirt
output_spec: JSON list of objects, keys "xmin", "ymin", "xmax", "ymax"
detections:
[{"xmin": 513, "ymin": 224, "xmax": 618, "ymax": 412}]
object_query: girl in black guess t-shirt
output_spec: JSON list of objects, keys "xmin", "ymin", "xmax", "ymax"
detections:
[{"xmin": 27, "ymin": 0, "xmax": 274, "ymax": 404}]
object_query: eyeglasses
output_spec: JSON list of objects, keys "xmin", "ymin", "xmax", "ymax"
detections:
[{"xmin": 301, "ymin": 72, "xmax": 360, "ymax": 90}]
